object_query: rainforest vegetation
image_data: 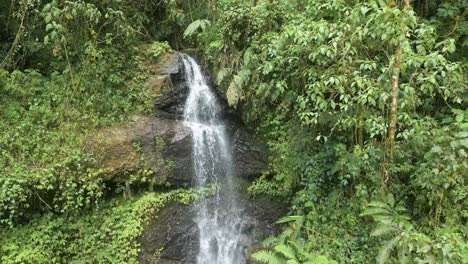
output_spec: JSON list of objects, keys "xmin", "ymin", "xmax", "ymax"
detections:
[{"xmin": 0, "ymin": 0, "xmax": 466, "ymax": 263}]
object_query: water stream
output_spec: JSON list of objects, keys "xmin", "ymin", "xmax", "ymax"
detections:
[{"xmin": 181, "ymin": 54, "xmax": 250, "ymax": 264}]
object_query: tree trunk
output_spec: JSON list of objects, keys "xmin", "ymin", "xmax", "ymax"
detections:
[
  {"xmin": 383, "ymin": 0, "xmax": 410, "ymax": 188},
  {"xmin": 1, "ymin": 2, "xmax": 28, "ymax": 69}
]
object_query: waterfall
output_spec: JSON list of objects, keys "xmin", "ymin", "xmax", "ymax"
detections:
[{"xmin": 181, "ymin": 54, "xmax": 250, "ymax": 264}]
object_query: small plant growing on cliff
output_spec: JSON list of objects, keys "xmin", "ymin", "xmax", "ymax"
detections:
[{"xmin": 148, "ymin": 41, "xmax": 172, "ymax": 60}]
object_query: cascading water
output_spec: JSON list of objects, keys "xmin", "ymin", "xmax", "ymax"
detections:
[{"xmin": 181, "ymin": 54, "xmax": 250, "ymax": 264}]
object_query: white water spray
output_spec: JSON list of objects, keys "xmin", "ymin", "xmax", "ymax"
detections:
[{"xmin": 182, "ymin": 54, "xmax": 250, "ymax": 264}]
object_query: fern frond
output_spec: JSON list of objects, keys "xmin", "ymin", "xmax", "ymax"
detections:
[
  {"xmin": 183, "ymin": 19, "xmax": 211, "ymax": 38},
  {"xmin": 274, "ymin": 244, "xmax": 296, "ymax": 260},
  {"xmin": 377, "ymin": 235, "xmax": 400, "ymax": 264},
  {"xmin": 361, "ymin": 207, "xmax": 390, "ymax": 217},
  {"xmin": 278, "ymin": 228, "xmax": 293, "ymax": 243},
  {"xmin": 371, "ymin": 223, "xmax": 398, "ymax": 237},
  {"xmin": 252, "ymin": 250, "xmax": 286, "ymax": 264},
  {"xmin": 288, "ymin": 239, "xmax": 304, "ymax": 253},
  {"xmin": 312, "ymin": 254, "xmax": 339, "ymax": 264},
  {"xmin": 243, "ymin": 47, "xmax": 255, "ymax": 65},
  {"xmin": 386, "ymin": 193, "xmax": 395, "ymax": 207},
  {"xmin": 394, "ymin": 205, "xmax": 408, "ymax": 214},
  {"xmin": 367, "ymin": 201, "xmax": 392, "ymax": 210},
  {"xmin": 262, "ymin": 236, "xmax": 279, "ymax": 247},
  {"xmin": 373, "ymin": 215, "xmax": 396, "ymax": 223}
]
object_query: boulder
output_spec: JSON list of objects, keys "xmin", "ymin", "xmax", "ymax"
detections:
[
  {"xmin": 134, "ymin": 117, "xmax": 193, "ymax": 187},
  {"xmin": 86, "ymin": 126, "xmax": 139, "ymax": 181}
]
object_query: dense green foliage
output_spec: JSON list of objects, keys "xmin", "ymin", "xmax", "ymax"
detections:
[
  {"xmin": 189, "ymin": 0, "xmax": 467, "ymax": 262},
  {"xmin": 0, "ymin": 6, "xmax": 154, "ymax": 227},
  {"xmin": 0, "ymin": 0, "xmax": 202, "ymax": 226},
  {"xmin": 0, "ymin": 0, "xmax": 204, "ymax": 262},
  {"xmin": 252, "ymin": 216, "xmax": 338, "ymax": 264},
  {"xmin": 1, "ymin": 0, "xmax": 466, "ymax": 263},
  {"xmin": 0, "ymin": 190, "xmax": 197, "ymax": 263},
  {"xmin": 0, "ymin": 49, "xmax": 151, "ymax": 225}
]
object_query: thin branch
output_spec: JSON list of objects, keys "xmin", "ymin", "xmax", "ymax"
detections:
[{"xmin": 36, "ymin": 192, "xmax": 53, "ymax": 210}]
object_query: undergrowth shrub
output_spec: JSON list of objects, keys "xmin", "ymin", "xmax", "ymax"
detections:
[{"xmin": 0, "ymin": 190, "xmax": 197, "ymax": 263}]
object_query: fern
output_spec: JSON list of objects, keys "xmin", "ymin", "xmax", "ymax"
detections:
[
  {"xmin": 252, "ymin": 250, "xmax": 286, "ymax": 264},
  {"xmin": 371, "ymin": 223, "xmax": 398, "ymax": 237},
  {"xmin": 262, "ymin": 236, "xmax": 279, "ymax": 247},
  {"xmin": 253, "ymin": 215, "xmax": 337, "ymax": 264},
  {"xmin": 243, "ymin": 47, "xmax": 255, "ymax": 65},
  {"xmin": 313, "ymin": 255, "xmax": 339, "ymax": 264},
  {"xmin": 183, "ymin": 19, "xmax": 211, "ymax": 38},
  {"xmin": 274, "ymin": 244, "xmax": 296, "ymax": 260},
  {"xmin": 226, "ymin": 67, "xmax": 251, "ymax": 107},
  {"xmin": 276, "ymin": 215, "xmax": 303, "ymax": 224},
  {"xmin": 277, "ymin": 228, "xmax": 293, "ymax": 244},
  {"xmin": 361, "ymin": 194, "xmax": 421, "ymax": 263},
  {"xmin": 276, "ymin": 215, "xmax": 304, "ymax": 241},
  {"xmin": 361, "ymin": 206, "xmax": 391, "ymax": 217},
  {"xmin": 377, "ymin": 236, "xmax": 400, "ymax": 264}
]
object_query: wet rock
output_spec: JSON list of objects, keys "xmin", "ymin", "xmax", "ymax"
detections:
[
  {"xmin": 134, "ymin": 117, "xmax": 193, "ymax": 187},
  {"xmin": 139, "ymin": 203, "xmax": 199, "ymax": 264},
  {"xmin": 151, "ymin": 53, "xmax": 188, "ymax": 119},
  {"xmin": 139, "ymin": 180, "xmax": 287, "ymax": 263},
  {"xmin": 232, "ymin": 127, "xmax": 268, "ymax": 179},
  {"xmin": 134, "ymin": 53, "xmax": 280, "ymax": 263},
  {"xmin": 86, "ymin": 126, "xmax": 139, "ymax": 181}
]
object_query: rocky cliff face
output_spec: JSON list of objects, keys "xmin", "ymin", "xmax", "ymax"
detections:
[
  {"xmin": 139, "ymin": 182, "xmax": 286, "ymax": 264},
  {"xmin": 148, "ymin": 52, "xmax": 269, "ymax": 186},
  {"xmin": 89, "ymin": 52, "xmax": 282, "ymax": 263},
  {"xmin": 89, "ymin": 52, "xmax": 268, "ymax": 187}
]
